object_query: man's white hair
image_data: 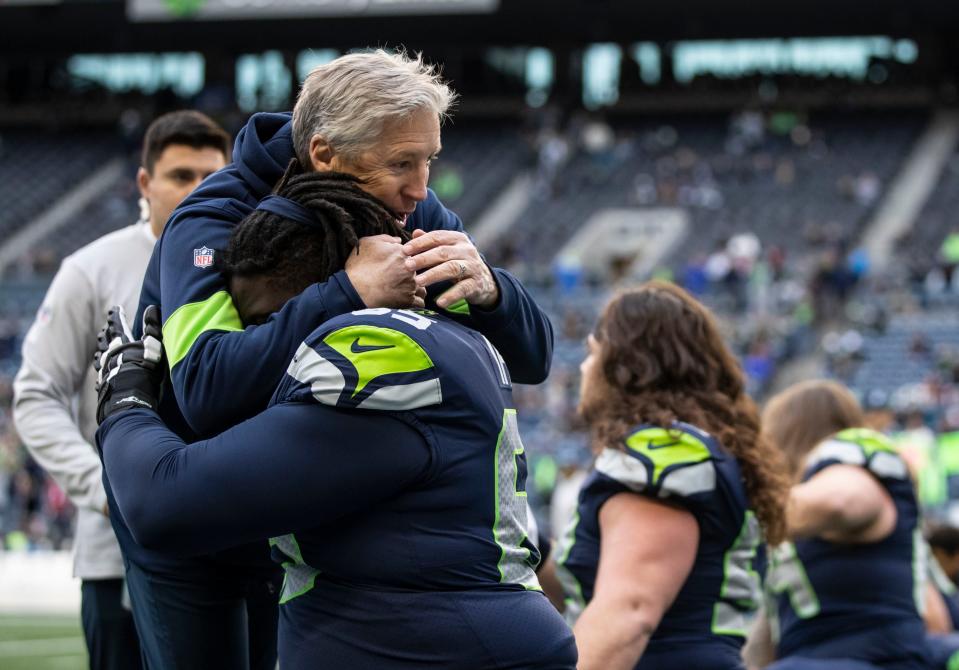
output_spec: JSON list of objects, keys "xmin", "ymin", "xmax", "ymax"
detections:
[{"xmin": 292, "ymin": 49, "xmax": 456, "ymax": 167}]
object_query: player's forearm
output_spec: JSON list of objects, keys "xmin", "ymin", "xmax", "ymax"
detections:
[
  {"xmin": 924, "ymin": 581, "xmax": 953, "ymax": 634},
  {"xmin": 157, "ymin": 198, "xmax": 361, "ymax": 435},
  {"xmin": 537, "ymin": 559, "xmax": 567, "ymax": 613},
  {"xmin": 169, "ymin": 272, "xmax": 363, "ymax": 436},
  {"xmin": 99, "ymin": 408, "xmax": 320, "ymax": 555},
  {"xmin": 98, "ymin": 403, "xmax": 432, "ymax": 555},
  {"xmin": 786, "ymin": 482, "xmax": 877, "ymax": 540},
  {"xmin": 573, "ymin": 596, "xmax": 656, "ymax": 670},
  {"xmin": 785, "ymin": 486, "xmax": 832, "ymax": 539},
  {"xmin": 98, "ymin": 409, "xmax": 216, "ymax": 553},
  {"xmin": 741, "ymin": 606, "xmax": 776, "ymax": 669}
]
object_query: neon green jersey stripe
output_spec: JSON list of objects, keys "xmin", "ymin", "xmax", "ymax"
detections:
[
  {"xmin": 163, "ymin": 291, "xmax": 243, "ymax": 368},
  {"xmin": 444, "ymin": 298, "xmax": 471, "ymax": 315}
]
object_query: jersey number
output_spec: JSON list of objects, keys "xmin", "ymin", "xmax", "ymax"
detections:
[
  {"xmin": 493, "ymin": 409, "xmax": 540, "ymax": 590},
  {"xmin": 712, "ymin": 511, "xmax": 763, "ymax": 637},
  {"xmin": 354, "ymin": 308, "xmax": 435, "ymax": 330},
  {"xmin": 766, "ymin": 541, "xmax": 820, "ymax": 642}
]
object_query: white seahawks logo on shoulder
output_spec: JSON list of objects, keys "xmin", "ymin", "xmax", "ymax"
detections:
[
  {"xmin": 596, "ymin": 425, "xmax": 718, "ymax": 498},
  {"xmin": 806, "ymin": 429, "xmax": 908, "ymax": 480},
  {"xmin": 286, "ymin": 316, "xmax": 442, "ymax": 411}
]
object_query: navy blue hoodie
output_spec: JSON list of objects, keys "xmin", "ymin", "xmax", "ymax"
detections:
[
  {"xmin": 110, "ymin": 112, "xmax": 553, "ymax": 575},
  {"xmin": 139, "ymin": 112, "xmax": 552, "ymax": 439}
]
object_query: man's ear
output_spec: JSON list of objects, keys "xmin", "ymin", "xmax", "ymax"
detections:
[
  {"xmin": 309, "ymin": 134, "xmax": 336, "ymax": 171},
  {"xmin": 136, "ymin": 166, "xmax": 151, "ymax": 199}
]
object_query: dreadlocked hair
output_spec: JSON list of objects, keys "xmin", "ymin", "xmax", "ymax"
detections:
[
  {"xmin": 579, "ymin": 281, "xmax": 790, "ymax": 546},
  {"xmin": 220, "ymin": 160, "xmax": 409, "ymax": 292}
]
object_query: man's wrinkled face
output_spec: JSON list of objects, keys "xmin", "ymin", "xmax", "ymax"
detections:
[
  {"xmin": 315, "ymin": 108, "xmax": 441, "ymax": 227},
  {"xmin": 138, "ymin": 144, "xmax": 226, "ymax": 237}
]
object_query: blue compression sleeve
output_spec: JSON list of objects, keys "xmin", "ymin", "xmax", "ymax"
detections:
[{"xmin": 97, "ymin": 405, "xmax": 432, "ymax": 556}]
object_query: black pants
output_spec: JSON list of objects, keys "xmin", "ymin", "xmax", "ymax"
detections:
[
  {"xmin": 81, "ymin": 578, "xmax": 142, "ymax": 670},
  {"xmin": 124, "ymin": 562, "xmax": 281, "ymax": 670}
]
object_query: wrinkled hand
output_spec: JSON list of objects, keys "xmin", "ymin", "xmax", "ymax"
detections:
[
  {"xmin": 346, "ymin": 235, "xmax": 425, "ymax": 309},
  {"xmin": 403, "ymin": 229, "xmax": 499, "ymax": 309},
  {"xmin": 94, "ymin": 305, "xmax": 164, "ymax": 425}
]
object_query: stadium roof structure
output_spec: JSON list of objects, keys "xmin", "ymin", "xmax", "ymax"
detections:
[{"xmin": 2, "ymin": 0, "xmax": 959, "ymax": 56}]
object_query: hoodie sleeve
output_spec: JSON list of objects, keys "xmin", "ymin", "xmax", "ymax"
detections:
[
  {"xmin": 137, "ymin": 114, "xmax": 364, "ymax": 437},
  {"xmin": 150, "ymin": 197, "xmax": 365, "ymax": 438},
  {"xmin": 411, "ymin": 191, "xmax": 554, "ymax": 385}
]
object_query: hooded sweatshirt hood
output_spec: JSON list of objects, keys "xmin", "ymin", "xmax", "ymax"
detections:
[
  {"xmin": 172, "ymin": 112, "xmax": 296, "ymax": 216},
  {"xmin": 231, "ymin": 112, "xmax": 296, "ymax": 200}
]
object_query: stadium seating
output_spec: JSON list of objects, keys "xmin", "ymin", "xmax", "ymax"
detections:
[
  {"xmin": 487, "ymin": 112, "xmax": 924, "ymax": 276},
  {"xmin": 429, "ymin": 121, "xmax": 532, "ymax": 226},
  {"xmin": 0, "ymin": 129, "xmax": 124, "ymax": 247},
  {"xmin": 849, "ymin": 311, "xmax": 959, "ymax": 398},
  {"xmin": 31, "ymin": 160, "xmax": 141, "ymax": 262},
  {"xmin": 0, "ymin": 281, "xmax": 48, "ymax": 376},
  {"xmin": 897, "ymin": 148, "xmax": 959, "ymax": 276}
]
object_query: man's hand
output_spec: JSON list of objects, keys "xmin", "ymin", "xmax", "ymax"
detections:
[
  {"xmin": 345, "ymin": 235, "xmax": 424, "ymax": 309},
  {"xmin": 403, "ymin": 229, "xmax": 499, "ymax": 309},
  {"xmin": 94, "ymin": 305, "xmax": 165, "ymax": 425}
]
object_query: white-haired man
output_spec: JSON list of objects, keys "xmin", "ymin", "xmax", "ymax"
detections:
[{"xmin": 106, "ymin": 49, "xmax": 555, "ymax": 670}]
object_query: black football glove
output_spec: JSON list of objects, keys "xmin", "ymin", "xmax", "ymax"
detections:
[{"xmin": 94, "ymin": 305, "xmax": 164, "ymax": 424}]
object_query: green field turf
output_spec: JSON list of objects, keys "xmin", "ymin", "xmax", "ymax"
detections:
[{"xmin": 0, "ymin": 613, "xmax": 87, "ymax": 670}]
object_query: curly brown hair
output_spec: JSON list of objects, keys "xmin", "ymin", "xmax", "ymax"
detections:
[{"xmin": 579, "ymin": 280, "xmax": 789, "ymax": 545}]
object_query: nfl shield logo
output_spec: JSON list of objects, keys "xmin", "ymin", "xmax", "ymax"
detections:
[{"xmin": 193, "ymin": 246, "xmax": 214, "ymax": 268}]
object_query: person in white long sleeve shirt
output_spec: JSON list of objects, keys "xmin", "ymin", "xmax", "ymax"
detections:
[{"xmin": 13, "ymin": 110, "xmax": 229, "ymax": 670}]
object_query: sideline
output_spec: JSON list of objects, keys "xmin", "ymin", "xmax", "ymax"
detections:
[
  {"xmin": 0, "ymin": 636, "xmax": 85, "ymax": 657},
  {"xmin": 0, "ymin": 552, "xmax": 80, "ymax": 614}
]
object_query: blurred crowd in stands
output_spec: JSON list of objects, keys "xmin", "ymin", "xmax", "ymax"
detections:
[{"xmin": 5, "ymin": 105, "xmax": 959, "ymax": 547}]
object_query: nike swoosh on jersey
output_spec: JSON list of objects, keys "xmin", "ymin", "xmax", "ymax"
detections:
[
  {"xmin": 350, "ymin": 338, "xmax": 396, "ymax": 354},
  {"xmin": 645, "ymin": 441, "xmax": 676, "ymax": 450}
]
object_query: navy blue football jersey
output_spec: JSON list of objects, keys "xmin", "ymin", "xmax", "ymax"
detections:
[
  {"xmin": 555, "ymin": 422, "xmax": 761, "ymax": 670},
  {"xmin": 268, "ymin": 308, "xmax": 542, "ymax": 590},
  {"xmin": 765, "ymin": 428, "xmax": 930, "ymax": 670},
  {"xmin": 99, "ymin": 308, "xmax": 574, "ymax": 669},
  {"xmin": 266, "ymin": 308, "xmax": 574, "ymax": 668}
]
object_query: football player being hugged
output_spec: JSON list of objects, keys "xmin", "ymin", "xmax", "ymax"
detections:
[
  {"xmin": 93, "ymin": 167, "xmax": 576, "ymax": 670},
  {"xmin": 545, "ymin": 282, "xmax": 789, "ymax": 670}
]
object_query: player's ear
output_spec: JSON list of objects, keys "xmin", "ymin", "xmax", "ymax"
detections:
[
  {"xmin": 136, "ymin": 166, "xmax": 151, "ymax": 199},
  {"xmin": 308, "ymin": 134, "xmax": 336, "ymax": 172}
]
